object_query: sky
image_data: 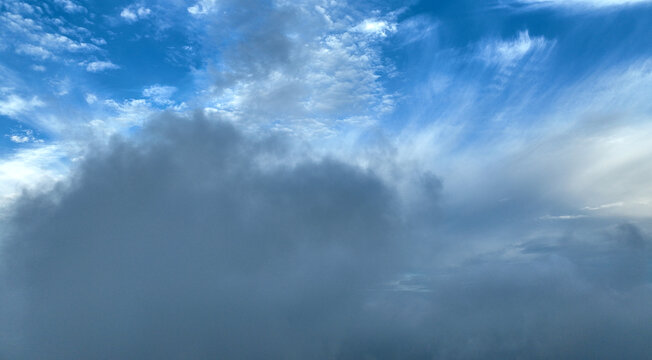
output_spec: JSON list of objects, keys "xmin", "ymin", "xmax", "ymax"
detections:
[{"xmin": 1, "ymin": 0, "xmax": 652, "ymax": 358}]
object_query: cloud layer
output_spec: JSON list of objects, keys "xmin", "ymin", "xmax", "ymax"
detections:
[
  {"xmin": 0, "ymin": 114, "xmax": 404, "ymax": 359},
  {"xmin": 2, "ymin": 113, "xmax": 652, "ymax": 359}
]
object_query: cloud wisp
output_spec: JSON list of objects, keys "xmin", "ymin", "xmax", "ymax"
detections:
[{"xmin": 517, "ymin": 0, "xmax": 652, "ymax": 8}]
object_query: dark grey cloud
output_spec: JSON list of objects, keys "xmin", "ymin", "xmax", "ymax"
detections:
[
  {"xmin": 2, "ymin": 113, "xmax": 652, "ymax": 359},
  {"xmin": 0, "ymin": 113, "xmax": 404, "ymax": 359}
]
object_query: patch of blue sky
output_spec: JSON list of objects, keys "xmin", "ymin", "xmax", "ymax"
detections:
[{"xmin": 0, "ymin": 0, "xmax": 203, "ymax": 143}]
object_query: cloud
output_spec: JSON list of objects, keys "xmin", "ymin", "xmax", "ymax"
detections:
[
  {"xmin": 187, "ymin": 0, "xmax": 218, "ymax": 15},
  {"xmin": 517, "ymin": 0, "xmax": 652, "ymax": 8},
  {"xmin": 142, "ymin": 84, "xmax": 177, "ymax": 105},
  {"xmin": 2, "ymin": 114, "xmax": 652, "ymax": 358},
  {"xmin": 478, "ymin": 30, "xmax": 550, "ymax": 67},
  {"xmin": 198, "ymin": 1, "xmax": 396, "ymax": 137},
  {"xmin": 53, "ymin": 0, "xmax": 86, "ymax": 13},
  {"xmin": 37, "ymin": 33, "xmax": 98, "ymax": 53},
  {"xmin": 6, "ymin": 129, "xmax": 43, "ymax": 144},
  {"xmin": 102, "ymin": 98, "xmax": 155, "ymax": 126},
  {"xmin": 539, "ymin": 214, "xmax": 588, "ymax": 220},
  {"xmin": 120, "ymin": 4, "xmax": 152, "ymax": 23},
  {"xmin": 0, "ymin": 2, "xmax": 103, "ymax": 68},
  {"xmin": 9, "ymin": 136, "xmax": 30, "ymax": 144},
  {"xmin": 2, "ymin": 1, "xmax": 652, "ymax": 358},
  {"xmin": 15, "ymin": 44, "xmax": 53, "ymax": 60},
  {"xmin": 0, "ymin": 144, "xmax": 68, "ymax": 210},
  {"xmin": 84, "ymin": 93, "xmax": 98, "ymax": 104},
  {"xmin": 395, "ymin": 15, "xmax": 438, "ymax": 45},
  {"xmin": 0, "ymin": 114, "xmax": 404, "ymax": 358},
  {"xmin": 583, "ymin": 202, "xmax": 625, "ymax": 211},
  {"xmin": 354, "ymin": 18, "xmax": 397, "ymax": 37},
  {"xmin": 0, "ymin": 93, "xmax": 43, "ymax": 117},
  {"xmin": 84, "ymin": 60, "xmax": 119, "ymax": 72}
]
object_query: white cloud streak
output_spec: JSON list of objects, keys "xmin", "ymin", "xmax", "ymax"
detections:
[
  {"xmin": 53, "ymin": 0, "xmax": 86, "ymax": 13},
  {"xmin": 15, "ymin": 44, "xmax": 52, "ymax": 60},
  {"xmin": 0, "ymin": 93, "xmax": 43, "ymax": 117},
  {"xmin": 518, "ymin": 0, "xmax": 652, "ymax": 8},
  {"xmin": 84, "ymin": 61, "xmax": 120, "ymax": 72},
  {"xmin": 479, "ymin": 30, "xmax": 550, "ymax": 67}
]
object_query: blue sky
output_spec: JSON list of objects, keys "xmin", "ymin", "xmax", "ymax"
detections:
[{"xmin": 3, "ymin": 0, "xmax": 652, "ymax": 357}]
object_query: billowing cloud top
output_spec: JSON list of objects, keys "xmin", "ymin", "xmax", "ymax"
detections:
[{"xmin": 2, "ymin": 0, "xmax": 652, "ymax": 358}]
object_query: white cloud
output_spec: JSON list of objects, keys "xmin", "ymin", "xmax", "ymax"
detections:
[
  {"xmin": 199, "ymin": 3, "xmax": 397, "ymax": 138},
  {"xmin": 479, "ymin": 30, "xmax": 550, "ymax": 67},
  {"xmin": 85, "ymin": 61, "xmax": 120, "ymax": 72},
  {"xmin": 15, "ymin": 44, "xmax": 53, "ymax": 59},
  {"xmin": 7, "ymin": 129, "xmax": 43, "ymax": 144},
  {"xmin": 37, "ymin": 33, "xmax": 98, "ymax": 52},
  {"xmin": 0, "ymin": 4, "xmax": 103, "ymax": 70},
  {"xmin": 49, "ymin": 78, "xmax": 71, "ymax": 96},
  {"xmin": 91, "ymin": 37, "xmax": 107, "ymax": 46},
  {"xmin": 0, "ymin": 144, "xmax": 68, "ymax": 211},
  {"xmin": 187, "ymin": 0, "xmax": 218, "ymax": 15},
  {"xmin": 31, "ymin": 65, "xmax": 46, "ymax": 72},
  {"xmin": 0, "ymin": 94, "xmax": 44, "ymax": 117},
  {"xmin": 395, "ymin": 58, "xmax": 652, "ymax": 224},
  {"xmin": 583, "ymin": 202, "xmax": 624, "ymax": 211},
  {"xmin": 396, "ymin": 15, "xmax": 438, "ymax": 45},
  {"xmin": 143, "ymin": 85, "xmax": 177, "ymax": 105},
  {"xmin": 54, "ymin": 0, "xmax": 86, "ymax": 13},
  {"xmin": 102, "ymin": 98, "xmax": 156, "ymax": 127},
  {"xmin": 120, "ymin": 5, "xmax": 152, "ymax": 22},
  {"xmin": 120, "ymin": 8, "xmax": 137, "ymax": 21},
  {"xmin": 9, "ymin": 135, "xmax": 30, "ymax": 143},
  {"xmin": 0, "ymin": 12, "xmax": 41, "ymax": 34},
  {"xmin": 539, "ymin": 214, "xmax": 588, "ymax": 220},
  {"xmin": 3, "ymin": 1, "xmax": 36, "ymax": 15},
  {"xmin": 85, "ymin": 93, "xmax": 98, "ymax": 104},
  {"xmin": 518, "ymin": 0, "xmax": 652, "ymax": 8},
  {"xmin": 354, "ymin": 19, "xmax": 397, "ymax": 37}
]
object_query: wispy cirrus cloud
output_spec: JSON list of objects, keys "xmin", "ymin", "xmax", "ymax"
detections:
[
  {"xmin": 478, "ymin": 30, "xmax": 551, "ymax": 67},
  {"xmin": 516, "ymin": 0, "xmax": 652, "ymax": 8}
]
